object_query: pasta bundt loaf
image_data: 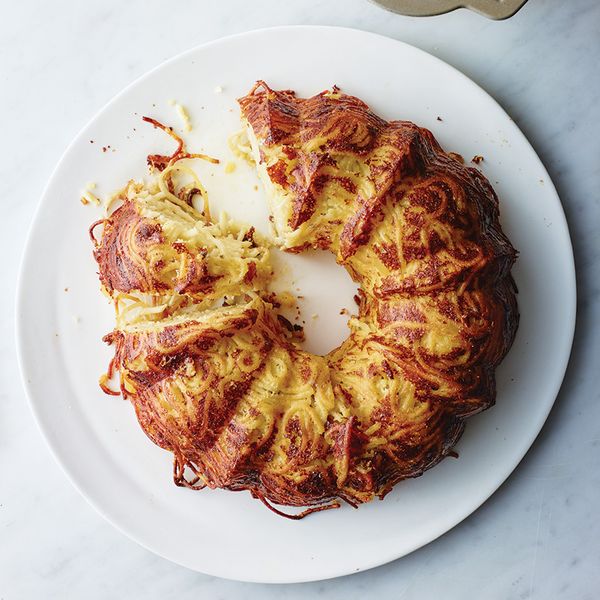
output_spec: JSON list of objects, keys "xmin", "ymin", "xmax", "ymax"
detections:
[{"xmin": 92, "ymin": 83, "xmax": 518, "ymax": 518}]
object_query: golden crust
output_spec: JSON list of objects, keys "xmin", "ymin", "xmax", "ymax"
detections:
[
  {"xmin": 93, "ymin": 183, "xmax": 270, "ymax": 305},
  {"xmin": 94, "ymin": 87, "xmax": 518, "ymax": 518}
]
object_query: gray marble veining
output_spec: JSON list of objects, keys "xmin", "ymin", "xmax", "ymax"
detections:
[{"xmin": 1, "ymin": 0, "xmax": 598, "ymax": 598}]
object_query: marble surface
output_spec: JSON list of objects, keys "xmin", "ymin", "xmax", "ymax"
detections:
[{"xmin": 1, "ymin": 0, "xmax": 598, "ymax": 597}]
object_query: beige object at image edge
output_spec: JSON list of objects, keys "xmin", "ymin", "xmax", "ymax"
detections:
[{"xmin": 369, "ymin": 0, "xmax": 529, "ymax": 20}]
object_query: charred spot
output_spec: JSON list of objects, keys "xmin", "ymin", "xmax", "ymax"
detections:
[
  {"xmin": 367, "ymin": 363, "xmax": 379, "ymax": 377},
  {"xmin": 329, "ymin": 417, "xmax": 367, "ymax": 460},
  {"xmin": 410, "ymin": 186, "xmax": 443, "ymax": 213},
  {"xmin": 380, "ymin": 301, "xmax": 427, "ymax": 324},
  {"xmin": 437, "ymin": 299, "xmax": 457, "ymax": 320},
  {"xmin": 404, "ymin": 209, "xmax": 425, "ymax": 227},
  {"xmin": 448, "ymin": 243, "xmax": 481, "ymax": 262},
  {"xmin": 262, "ymin": 292, "xmax": 281, "ymax": 308},
  {"xmin": 276, "ymin": 315, "xmax": 304, "ymax": 337},
  {"xmin": 282, "ymin": 146, "xmax": 298, "ymax": 160},
  {"xmin": 147, "ymin": 154, "xmax": 171, "ymax": 172},
  {"xmin": 102, "ymin": 331, "xmax": 117, "ymax": 345},
  {"xmin": 171, "ymin": 241, "xmax": 187, "ymax": 253},
  {"xmin": 266, "ymin": 160, "xmax": 288, "ymax": 186},
  {"xmin": 243, "ymin": 261, "xmax": 257, "ymax": 284},
  {"xmin": 371, "ymin": 398, "xmax": 393, "ymax": 424},
  {"xmin": 334, "ymin": 385, "xmax": 354, "ymax": 407},
  {"xmin": 310, "ymin": 173, "xmax": 329, "ymax": 194},
  {"xmin": 402, "ymin": 244, "xmax": 427, "ymax": 262},
  {"xmin": 242, "ymin": 226, "xmax": 256, "ymax": 245},
  {"xmin": 277, "ymin": 314, "xmax": 295, "ymax": 332},
  {"xmin": 381, "ymin": 360, "xmax": 393, "ymax": 378},
  {"xmin": 344, "ymin": 469, "xmax": 374, "ymax": 493},
  {"xmin": 374, "ymin": 243, "xmax": 400, "ymax": 269},
  {"xmin": 128, "ymin": 367, "xmax": 171, "ymax": 388},
  {"xmin": 289, "ymin": 190, "xmax": 317, "ymax": 230},
  {"xmin": 336, "ymin": 176, "xmax": 357, "ymax": 194},
  {"xmin": 299, "ymin": 363, "xmax": 312, "ymax": 383},
  {"xmin": 428, "ymin": 231, "xmax": 445, "ymax": 254},
  {"xmin": 295, "ymin": 470, "xmax": 333, "ymax": 497},
  {"xmin": 179, "ymin": 187, "xmax": 202, "ymax": 207},
  {"xmin": 223, "ymin": 375, "xmax": 253, "ymax": 405}
]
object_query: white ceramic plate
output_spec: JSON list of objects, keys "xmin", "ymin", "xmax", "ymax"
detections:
[{"xmin": 17, "ymin": 26, "xmax": 576, "ymax": 583}]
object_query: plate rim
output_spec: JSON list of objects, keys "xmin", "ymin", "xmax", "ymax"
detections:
[{"xmin": 16, "ymin": 25, "xmax": 577, "ymax": 583}]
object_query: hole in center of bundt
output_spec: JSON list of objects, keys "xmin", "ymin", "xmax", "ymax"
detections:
[{"xmin": 269, "ymin": 248, "xmax": 359, "ymax": 356}]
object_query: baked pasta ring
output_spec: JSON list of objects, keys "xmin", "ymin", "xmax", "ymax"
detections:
[{"xmin": 93, "ymin": 84, "xmax": 518, "ymax": 518}]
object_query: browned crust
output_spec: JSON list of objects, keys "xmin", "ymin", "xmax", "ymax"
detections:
[
  {"xmin": 93, "ymin": 86, "xmax": 519, "ymax": 518},
  {"xmin": 93, "ymin": 199, "xmax": 219, "ymax": 295}
]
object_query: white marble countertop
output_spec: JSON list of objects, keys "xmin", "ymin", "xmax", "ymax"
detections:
[{"xmin": 1, "ymin": 0, "xmax": 598, "ymax": 597}]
